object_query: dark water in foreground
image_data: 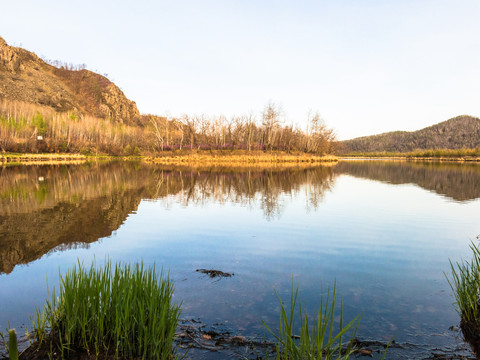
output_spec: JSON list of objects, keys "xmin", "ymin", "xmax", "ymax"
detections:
[{"xmin": 1, "ymin": 160, "xmax": 480, "ymax": 359}]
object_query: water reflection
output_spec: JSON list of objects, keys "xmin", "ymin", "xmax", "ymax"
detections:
[
  {"xmin": 153, "ymin": 166, "xmax": 335, "ymax": 218},
  {"xmin": 335, "ymin": 160, "xmax": 480, "ymax": 202},
  {"xmin": 0, "ymin": 162, "xmax": 335, "ymax": 274},
  {"xmin": 0, "ymin": 162, "xmax": 148, "ymax": 274},
  {"xmin": 2, "ymin": 160, "xmax": 480, "ymax": 274},
  {"xmin": 1, "ymin": 160, "xmax": 480, "ymax": 359}
]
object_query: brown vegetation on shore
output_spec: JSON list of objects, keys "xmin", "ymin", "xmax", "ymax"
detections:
[
  {"xmin": 0, "ymin": 152, "xmax": 86, "ymax": 166},
  {"xmin": 0, "ymin": 98, "xmax": 337, "ymax": 157},
  {"xmin": 340, "ymin": 148, "xmax": 480, "ymax": 162},
  {"xmin": 144, "ymin": 151, "xmax": 337, "ymax": 166}
]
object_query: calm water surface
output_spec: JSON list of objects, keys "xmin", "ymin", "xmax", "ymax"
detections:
[{"xmin": 1, "ymin": 160, "xmax": 480, "ymax": 359}]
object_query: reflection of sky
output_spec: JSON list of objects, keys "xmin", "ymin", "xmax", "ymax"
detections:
[{"xmin": 1, "ymin": 173, "xmax": 479, "ymax": 358}]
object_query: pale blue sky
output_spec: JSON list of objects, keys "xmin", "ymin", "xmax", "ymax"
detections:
[{"xmin": 1, "ymin": 1, "xmax": 479, "ymax": 140}]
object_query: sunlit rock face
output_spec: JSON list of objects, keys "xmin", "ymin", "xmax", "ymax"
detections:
[{"xmin": 0, "ymin": 36, "xmax": 140, "ymax": 124}]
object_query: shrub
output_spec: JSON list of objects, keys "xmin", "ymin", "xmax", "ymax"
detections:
[
  {"xmin": 123, "ymin": 144, "xmax": 133, "ymax": 155},
  {"xmin": 32, "ymin": 111, "xmax": 48, "ymax": 137}
]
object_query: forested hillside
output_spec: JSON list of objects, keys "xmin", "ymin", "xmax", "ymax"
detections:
[{"xmin": 340, "ymin": 115, "xmax": 480, "ymax": 153}]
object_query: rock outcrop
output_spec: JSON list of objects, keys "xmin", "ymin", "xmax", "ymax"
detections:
[{"xmin": 0, "ymin": 36, "xmax": 140, "ymax": 125}]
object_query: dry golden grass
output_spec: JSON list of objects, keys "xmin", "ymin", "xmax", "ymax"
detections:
[
  {"xmin": 340, "ymin": 155, "xmax": 480, "ymax": 163},
  {"xmin": 144, "ymin": 153, "xmax": 338, "ymax": 167},
  {"xmin": 341, "ymin": 148, "xmax": 480, "ymax": 162},
  {"xmin": 1, "ymin": 152, "xmax": 87, "ymax": 165}
]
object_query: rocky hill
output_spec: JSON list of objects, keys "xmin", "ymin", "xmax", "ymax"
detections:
[
  {"xmin": 0, "ymin": 36, "xmax": 140, "ymax": 125},
  {"xmin": 340, "ymin": 115, "xmax": 480, "ymax": 153}
]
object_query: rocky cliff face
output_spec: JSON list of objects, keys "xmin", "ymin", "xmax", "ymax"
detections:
[{"xmin": 0, "ymin": 36, "xmax": 140, "ymax": 125}]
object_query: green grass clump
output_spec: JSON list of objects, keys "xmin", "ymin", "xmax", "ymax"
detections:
[
  {"xmin": 7, "ymin": 329, "xmax": 19, "ymax": 360},
  {"xmin": 447, "ymin": 243, "xmax": 480, "ymax": 323},
  {"xmin": 31, "ymin": 260, "xmax": 180, "ymax": 360},
  {"xmin": 263, "ymin": 283, "xmax": 360, "ymax": 359},
  {"xmin": 446, "ymin": 242, "xmax": 480, "ymax": 356}
]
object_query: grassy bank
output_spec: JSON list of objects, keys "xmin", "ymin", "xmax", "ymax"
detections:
[
  {"xmin": 341, "ymin": 148, "xmax": 480, "ymax": 162},
  {"xmin": 144, "ymin": 150, "xmax": 338, "ymax": 166},
  {"xmin": 0, "ymin": 152, "xmax": 91, "ymax": 167},
  {"xmin": 1, "ymin": 150, "xmax": 338, "ymax": 166}
]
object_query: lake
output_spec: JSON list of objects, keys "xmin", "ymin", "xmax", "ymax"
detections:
[{"xmin": 1, "ymin": 160, "xmax": 479, "ymax": 359}]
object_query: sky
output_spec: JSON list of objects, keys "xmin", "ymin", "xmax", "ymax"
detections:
[{"xmin": 1, "ymin": 0, "xmax": 479, "ymax": 140}]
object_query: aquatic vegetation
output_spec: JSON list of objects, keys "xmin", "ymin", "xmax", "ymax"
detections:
[
  {"xmin": 446, "ymin": 242, "xmax": 480, "ymax": 356},
  {"xmin": 0, "ymin": 329, "xmax": 19, "ymax": 360},
  {"xmin": 263, "ymin": 283, "xmax": 360, "ymax": 359},
  {"xmin": 29, "ymin": 260, "xmax": 180, "ymax": 360},
  {"xmin": 8, "ymin": 329, "xmax": 18, "ymax": 360}
]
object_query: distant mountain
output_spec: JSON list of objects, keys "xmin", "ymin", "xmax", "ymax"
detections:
[
  {"xmin": 0, "ymin": 36, "xmax": 141, "ymax": 125},
  {"xmin": 340, "ymin": 115, "xmax": 480, "ymax": 153}
]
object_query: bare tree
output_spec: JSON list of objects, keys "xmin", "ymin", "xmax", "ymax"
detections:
[
  {"xmin": 261, "ymin": 102, "xmax": 282, "ymax": 150},
  {"xmin": 305, "ymin": 111, "xmax": 336, "ymax": 154},
  {"xmin": 149, "ymin": 115, "xmax": 167, "ymax": 150}
]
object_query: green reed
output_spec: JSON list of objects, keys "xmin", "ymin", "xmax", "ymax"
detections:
[
  {"xmin": 446, "ymin": 243, "xmax": 480, "ymax": 324},
  {"xmin": 31, "ymin": 260, "xmax": 180, "ymax": 360},
  {"xmin": 8, "ymin": 329, "xmax": 19, "ymax": 360},
  {"xmin": 0, "ymin": 328, "xmax": 19, "ymax": 360},
  {"xmin": 263, "ymin": 283, "xmax": 360, "ymax": 360}
]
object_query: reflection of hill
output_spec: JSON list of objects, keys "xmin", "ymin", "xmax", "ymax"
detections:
[
  {"xmin": 0, "ymin": 163, "xmax": 336, "ymax": 273},
  {"xmin": 335, "ymin": 161, "xmax": 480, "ymax": 201},
  {"xmin": 0, "ymin": 190, "xmax": 143, "ymax": 274},
  {"xmin": 0, "ymin": 162, "xmax": 151, "ymax": 274}
]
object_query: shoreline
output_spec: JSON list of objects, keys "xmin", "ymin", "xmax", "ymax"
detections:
[
  {"xmin": 0, "ymin": 153, "xmax": 88, "ymax": 166},
  {"xmin": 1, "ymin": 151, "xmax": 339, "ymax": 166},
  {"xmin": 143, "ymin": 152, "xmax": 338, "ymax": 166},
  {"xmin": 340, "ymin": 156, "xmax": 480, "ymax": 162},
  {"xmin": 3, "ymin": 151, "xmax": 480, "ymax": 166}
]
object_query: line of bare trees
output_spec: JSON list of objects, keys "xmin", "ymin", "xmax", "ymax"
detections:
[
  {"xmin": 0, "ymin": 99, "xmax": 337, "ymax": 155},
  {"xmin": 147, "ymin": 102, "xmax": 337, "ymax": 154}
]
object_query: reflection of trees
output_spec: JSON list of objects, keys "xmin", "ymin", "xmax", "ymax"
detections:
[
  {"xmin": 304, "ymin": 169, "xmax": 336, "ymax": 213},
  {"xmin": 335, "ymin": 161, "xmax": 480, "ymax": 201},
  {"xmin": 0, "ymin": 161, "xmax": 150, "ymax": 215},
  {"xmin": 150, "ymin": 166, "xmax": 336, "ymax": 219},
  {"xmin": 0, "ymin": 163, "xmax": 336, "ymax": 273}
]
